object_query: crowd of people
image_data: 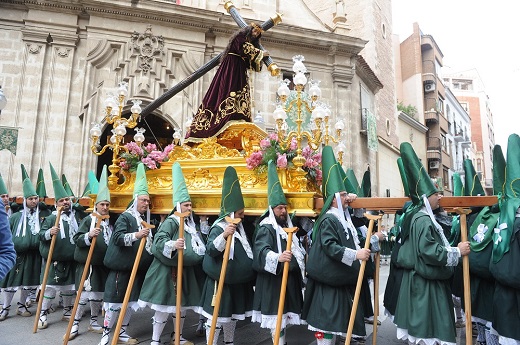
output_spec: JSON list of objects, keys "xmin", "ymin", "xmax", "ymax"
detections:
[{"xmin": 0, "ymin": 136, "xmax": 518, "ymax": 345}]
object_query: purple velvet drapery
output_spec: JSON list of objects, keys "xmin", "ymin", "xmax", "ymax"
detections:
[{"xmin": 185, "ymin": 32, "xmax": 263, "ymax": 142}]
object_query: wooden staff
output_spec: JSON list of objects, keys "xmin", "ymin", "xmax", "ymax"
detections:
[
  {"xmin": 33, "ymin": 206, "xmax": 63, "ymax": 333},
  {"xmin": 207, "ymin": 216, "xmax": 242, "ymax": 345},
  {"xmin": 273, "ymin": 226, "xmax": 299, "ymax": 345},
  {"xmin": 454, "ymin": 208, "xmax": 472, "ymax": 342},
  {"xmin": 345, "ymin": 213, "xmax": 382, "ymax": 345},
  {"xmin": 63, "ymin": 213, "xmax": 110, "ymax": 344},
  {"xmin": 372, "ymin": 214, "xmax": 383, "ymax": 345},
  {"xmin": 110, "ymin": 221, "xmax": 155, "ymax": 345},
  {"xmin": 173, "ymin": 210, "xmax": 191, "ymax": 345}
]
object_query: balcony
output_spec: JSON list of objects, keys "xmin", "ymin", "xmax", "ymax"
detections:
[
  {"xmin": 425, "ymin": 110, "xmax": 439, "ymax": 123},
  {"xmin": 453, "ymin": 130, "xmax": 464, "ymax": 142},
  {"xmin": 427, "ymin": 136, "xmax": 441, "ymax": 160}
]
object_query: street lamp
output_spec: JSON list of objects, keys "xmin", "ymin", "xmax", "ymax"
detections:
[
  {"xmin": 274, "ymin": 55, "xmax": 344, "ymax": 191},
  {"xmin": 89, "ymin": 81, "xmax": 142, "ymax": 188}
]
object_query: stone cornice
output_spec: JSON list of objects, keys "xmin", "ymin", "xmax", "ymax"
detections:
[
  {"xmin": 399, "ymin": 111, "xmax": 428, "ymax": 133},
  {"xmin": 0, "ymin": 0, "xmax": 367, "ymax": 55},
  {"xmin": 356, "ymin": 55, "xmax": 383, "ymax": 93}
]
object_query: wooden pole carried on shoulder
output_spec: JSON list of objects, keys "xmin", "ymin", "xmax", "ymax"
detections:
[
  {"xmin": 110, "ymin": 221, "xmax": 155, "ymax": 345},
  {"xmin": 33, "ymin": 206, "xmax": 63, "ymax": 333},
  {"xmin": 372, "ymin": 213, "xmax": 383, "ymax": 345},
  {"xmin": 273, "ymin": 226, "xmax": 299, "ymax": 345},
  {"xmin": 454, "ymin": 207, "xmax": 473, "ymax": 342},
  {"xmin": 63, "ymin": 213, "xmax": 109, "ymax": 344},
  {"xmin": 345, "ymin": 213, "xmax": 382, "ymax": 345},
  {"xmin": 207, "ymin": 216, "xmax": 242, "ymax": 345},
  {"xmin": 173, "ymin": 211, "xmax": 191, "ymax": 345}
]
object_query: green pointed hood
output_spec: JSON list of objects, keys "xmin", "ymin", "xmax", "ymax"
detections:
[
  {"xmin": 0, "ymin": 173, "xmax": 8, "ymax": 195},
  {"xmin": 96, "ymin": 165, "xmax": 110, "ymax": 204},
  {"xmin": 22, "ymin": 177, "xmax": 37, "ymax": 198},
  {"xmin": 493, "ymin": 145, "xmax": 506, "ymax": 196},
  {"xmin": 50, "ymin": 163, "xmax": 70, "ymax": 200},
  {"xmin": 320, "ymin": 146, "xmax": 345, "ymax": 214},
  {"xmin": 83, "ymin": 170, "xmax": 99, "ymax": 197},
  {"xmin": 219, "ymin": 166, "xmax": 245, "ymax": 217},
  {"xmin": 268, "ymin": 160, "xmax": 287, "ymax": 207},
  {"xmin": 492, "ymin": 134, "xmax": 520, "ymax": 263},
  {"xmin": 504, "ymin": 134, "xmax": 520, "ymax": 200},
  {"xmin": 397, "ymin": 157, "xmax": 410, "ymax": 197},
  {"xmin": 339, "ymin": 167, "xmax": 357, "ymax": 194},
  {"xmin": 361, "ymin": 167, "xmax": 371, "ymax": 198},
  {"xmin": 400, "ymin": 142, "xmax": 438, "ymax": 205},
  {"xmin": 61, "ymin": 174, "xmax": 75, "ymax": 198},
  {"xmin": 172, "ymin": 162, "xmax": 190, "ymax": 205},
  {"xmin": 452, "ymin": 172, "xmax": 464, "ymax": 197},
  {"xmin": 36, "ymin": 168, "xmax": 47, "ymax": 197},
  {"xmin": 313, "ymin": 146, "xmax": 345, "ymax": 241},
  {"xmin": 21, "ymin": 164, "xmax": 29, "ymax": 181},
  {"xmin": 463, "ymin": 159, "xmax": 485, "ymax": 196},
  {"xmin": 133, "ymin": 163, "xmax": 149, "ymax": 197},
  {"xmin": 346, "ymin": 168, "xmax": 360, "ymax": 195}
]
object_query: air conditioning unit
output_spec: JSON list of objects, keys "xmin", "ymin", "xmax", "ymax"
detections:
[
  {"xmin": 429, "ymin": 160, "xmax": 440, "ymax": 169},
  {"xmin": 424, "ymin": 83, "xmax": 436, "ymax": 92}
]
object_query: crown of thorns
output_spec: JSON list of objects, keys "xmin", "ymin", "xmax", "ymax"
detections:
[{"xmin": 250, "ymin": 22, "xmax": 264, "ymax": 32}]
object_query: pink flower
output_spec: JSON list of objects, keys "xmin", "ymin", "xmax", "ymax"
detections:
[
  {"xmin": 141, "ymin": 156, "xmax": 158, "ymax": 169},
  {"xmin": 148, "ymin": 150, "xmax": 166, "ymax": 162},
  {"xmin": 315, "ymin": 169, "xmax": 323, "ymax": 181},
  {"xmin": 246, "ymin": 151, "xmax": 264, "ymax": 169},
  {"xmin": 125, "ymin": 142, "xmax": 143, "ymax": 156},
  {"xmin": 260, "ymin": 138, "xmax": 271, "ymax": 149},
  {"xmin": 163, "ymin": 144, "xmax": 174, "ymax": 156},
  {"xmin": 119, "ymin": 160, "xmax": 129, "ymax": 170},
  {"xmin": 302, "ymin": 145, "xmax": 312, "ymax": 158},
  {"xmin": 289, "ymin": 137, "xmax": 298, "ymax": 151},
  {"xmin": 268, "ymin": 133, "xmax": 278, "ymax": 141},
  {"xmin": 276, "ymin": 153, "xmax": 288, "ymax": 168},
  {"xmin": 145, "ymin": 143, "xmax": 157, "ymax": 152}
]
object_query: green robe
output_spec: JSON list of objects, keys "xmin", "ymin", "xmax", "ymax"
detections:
[
  {"xmin": 39, "ymin": 212, "xmax": 81, "ymax": 286},
  {"xmin": 138, "ymin": 216, "xmax": 205, "ymax": 312},
  {"xmin": 73, "ymin": 214, "xmax": 111, "ymax": 292},
  {"xmin": 394, "ymin": 211, "xmax": 458, "ymax": 344},
  {"xmin": 199, "ymin": 222, "xmax": 255, "ymax": 322},
  {"xmin": 0, "ymin": 210, "xmax": 41, "ymax": 287},
  {"xmin": 252, "ymin": 223, "xmax": 304, "ymax": 329},
  {"xmin": 490, "ymin": 217, "xmax": 520, "ymax": 342},
  {"xmin": 103, "ymin": 212, "xmax": 154, "ymax": 303},
  {"xmin": 301, "ymin": 212, "xmax": 366, "ymax": 337}
]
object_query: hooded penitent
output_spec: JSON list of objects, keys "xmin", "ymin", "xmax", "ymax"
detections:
[
  {"xmin": 95, "ymin": 166, "xmax": 110, "ymax": 204},
  {"xmin": 463, "ymin": 159, "xmax": 485, "ymax": 196},
  {"xmin": 218, "ymin": 166, "xmax": 245, "ymax": 219},
  {"xmin": 399, "ymin": 142, "xmax": 439, "ymax": 241},
  {"xmin": 36, "ymin": 168, "xmax": 47, "ymax": 198},
  {"xmin": 0, "ymin": 173, "xmax": 8, "ymax": 196},
  {"xmin": 50, "ymin": 163, "xmax": 72, "ymax": 200},
  {"xmin": 61, "ymin": 173, "xmax": 75, "ymax": 199},
  {"xmin": 452, "ymin": 172, "xmax": 464, "ymax": 197},
  {"xmin": 492, "ymin": 134, "xmax": 520, "ymax": 263}
]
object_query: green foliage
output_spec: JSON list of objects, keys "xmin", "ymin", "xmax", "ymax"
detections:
[{"xmin": 397, "ymin": 101, "xmax": 417, "ymax": 118}]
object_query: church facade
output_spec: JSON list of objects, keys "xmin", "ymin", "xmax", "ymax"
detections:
[{"xmin": 0, "ymin": 0, "xmax": 400, "ymax": 201}]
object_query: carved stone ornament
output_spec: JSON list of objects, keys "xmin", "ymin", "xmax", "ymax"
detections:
[
  {"xmin": 28, "ymin": 43, "xmax": 42, "ymax": 54},
  {"xmin": 130, "ymin": 24, "xmax": 165, "ymax": 74}
]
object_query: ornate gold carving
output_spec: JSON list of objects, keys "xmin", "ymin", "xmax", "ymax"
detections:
[{"xmin": 185, "ymin": 168, "xmax": 222, "ymax": 189}]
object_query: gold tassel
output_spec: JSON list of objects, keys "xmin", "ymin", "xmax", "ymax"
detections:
[{"xmin": 211, "ymin": 280, "xmax": 217, "ymax": 306}]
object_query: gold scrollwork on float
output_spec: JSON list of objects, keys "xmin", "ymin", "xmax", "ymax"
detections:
[{"xmin": 185, "ymin": 168, "xmax": 222, "ymax": 189}]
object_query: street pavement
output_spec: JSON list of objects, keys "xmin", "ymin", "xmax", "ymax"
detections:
[{"xmin": 0, "ymin": 260, "xmax": 473, "ymax": 344}]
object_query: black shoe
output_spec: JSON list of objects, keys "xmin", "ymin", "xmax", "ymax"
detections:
[{"xmin": 196, "ymin": 319, "xmax": 205, "ymax": 336}]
